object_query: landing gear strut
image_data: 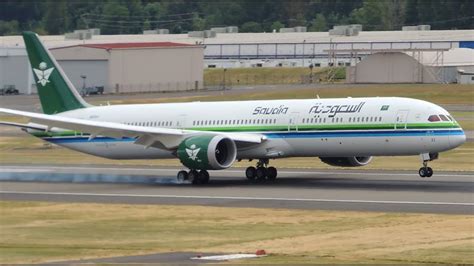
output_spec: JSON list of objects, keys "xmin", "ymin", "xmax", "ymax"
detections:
[
  {"xmin": 177, "ymin": 169, "xmax": 210, "ymax": 185},
  {"xmin": 245, "ymin": 159, "xmax": 278, "ymax": 181},
  {"xmin": 418, "ymin": 153, "xmax": 437, "ymax": 178}
]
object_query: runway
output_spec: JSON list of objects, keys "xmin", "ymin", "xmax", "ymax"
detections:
[{"xmin": 0, "ymin": 165, "xmax": 473, "ymax": 214}]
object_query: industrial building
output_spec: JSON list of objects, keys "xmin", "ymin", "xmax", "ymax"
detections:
[
  {"xmin": 50, "ymin": 42, "xmax": 204, "ymax": 94},
  {"xmin": 1, "ymin": 29, "xmax": 473, "ymax": 94}
]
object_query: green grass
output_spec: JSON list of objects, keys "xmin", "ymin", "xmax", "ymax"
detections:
[
  {"xmin": 204, "ymin": 67, "xmax": 345, "ymax": 86},
  {"xmin": 0, "ymin": 201, "xmax": 472, "ymax": 264}
]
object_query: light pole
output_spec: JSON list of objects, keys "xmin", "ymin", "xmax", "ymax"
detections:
[{"xmin": 302, "ymin": 40, "xmax": 306, "ymax": 67}]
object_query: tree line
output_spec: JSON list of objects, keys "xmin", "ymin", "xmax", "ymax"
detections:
[{"xmin": 0, "ymin": 0, "xmax": 472, "ymax": 36}]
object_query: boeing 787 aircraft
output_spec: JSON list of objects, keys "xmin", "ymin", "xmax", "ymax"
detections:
[{"xmin": 0, "ymin": 32, "xmax": 466, "ymax": 184}]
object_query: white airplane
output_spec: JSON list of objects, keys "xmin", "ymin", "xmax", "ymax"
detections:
[{"xmin": 0, "ymin": 32, "xmax": 466, "ymax": 184}]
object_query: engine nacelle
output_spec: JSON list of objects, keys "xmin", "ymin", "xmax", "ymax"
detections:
[
  {"xmin": 177, "ymin": 135, "xmax": 237, "ymax": 170},
  {"xmin": 319, "ymin": 156, "xmax": 373, "ymax": 167}
]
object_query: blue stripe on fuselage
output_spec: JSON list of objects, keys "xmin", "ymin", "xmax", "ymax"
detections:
[{"xmin": 265, "ymin": 129, "xmax": 465, "ymax": 138}]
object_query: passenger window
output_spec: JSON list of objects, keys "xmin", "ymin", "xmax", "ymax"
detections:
[{"xmin": 428, "ymin": 115, "xmax": 441, "ymax": 122}]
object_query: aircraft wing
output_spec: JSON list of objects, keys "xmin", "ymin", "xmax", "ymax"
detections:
[
  {"xmin": 0, "ymin": 108, "xmax": 265, "ymax": 149},
  {"xmin": 0, "ymin": 121, "xmax": 48, "ymax": 131}
]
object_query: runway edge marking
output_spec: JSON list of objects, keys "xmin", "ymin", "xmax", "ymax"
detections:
[{"xmin": 1, "ymin": 191, "xmax": 473, "ymax": 206}]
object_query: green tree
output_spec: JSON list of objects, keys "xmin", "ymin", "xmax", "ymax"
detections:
[
  {"xmin": 271, "ymin": 21, "xmax": 285, "ymax": 32},
  {"xmin": 43, "ymin": 0, "xmax": 67, "ymax": 34},
  {"xmin": 241, "ymin": 21, "xmax": 262, "ymax": 32},
  {"xmin": 192, "ymin": 13, "xmax": 206, "ymax": 31},
  {"xmin": 350, "ymin": 0, "xmax": 384, "ymax": 30},
  {"xmin": 309, "ymin": 13, "xmax": 328, "ymax": 31},
  {"xmin": 143, "ymin": 19, "xmax": 151, "ymax": 31},
  {"xmin": 0, "ymin": 20, "xmax": 20, "ymax": 36},
  {"xmin": 405, "ymin": 0, "xmax": 418, "ymax": 25},
  {"xmin": 380, "ymin": 0, "xmax": 406, "ymax": 30},
  {"xmin": 101, "ymin": 1, "xmax": 129, "ymax": 34},
  {"xmin": 292, "ymin": 13, "xmax": 307, "ymax": 27},
  {"xmin": 143, "ymin": 2, "xmax": 164, "ymax": 30}
]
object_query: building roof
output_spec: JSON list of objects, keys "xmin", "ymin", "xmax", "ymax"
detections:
[
  {"xmin": 81, "ymin": 42, "xmax": 193, "ymax": 49},
  {"xmin": 419, "ymin": 48, "xmax": 474, "ymax": 66},
  {"xmin": 1, "ymin": 30, "xmax": 473, "ymax": 48},
  {"xmin": 49, "ymin": 42, "xmax": 195, "ymax": 50}
]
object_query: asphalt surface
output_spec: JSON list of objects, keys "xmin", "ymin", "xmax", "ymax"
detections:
[
  {"xmin": 1, "ymin": 165, "xmax": 473, "ymax": 214},
  {"xmin": 51, "ymin": 252, "xmax": 221, "ymax": 265}
]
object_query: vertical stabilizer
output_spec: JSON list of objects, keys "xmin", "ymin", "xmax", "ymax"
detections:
[{"xmin": 23, "ymin": 31, "xmax": 90, "ymax": 114}]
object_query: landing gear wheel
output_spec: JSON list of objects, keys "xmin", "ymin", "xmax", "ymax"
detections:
[
  {"xmin": 177, "ymin": 170, "xmax": 188, "ymax": 183},
  {"xmin": 188, "ymin": 170, "xmax": 199, "ymax": 184},
  {"xmin": 256, "ymin": 167, "xmax": 267, "ymax": 180},
  {"xmin": 419, "ymin": 167, "xmax": 427, "ymax": 178},
  {"xmin": 418, "ymin": 153, "xmax": 437, "ymax": 178},
  {"xmin": 198, "ymin": 170, "xmax": 210, "ymax": 184},
  {"xmin": 426, "ymin": 167, "xmax": 433, "ymax": 178},
  {"xmin": 266, "ymin": 166, "xmax": 277, "ymax": 180},
  {"xmin": 245, "ymin": 166, "xmax": 257, "ymax": 180}
]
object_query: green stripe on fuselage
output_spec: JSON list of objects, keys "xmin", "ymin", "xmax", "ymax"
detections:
[{"xmin": 30, "ymin": 122, "xmax": 461, "ymax": 138}]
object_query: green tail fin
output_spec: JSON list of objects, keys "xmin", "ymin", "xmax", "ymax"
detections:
[{"xmin": 23, "ymin": 31, "xmax": 89, "ymax": 114}]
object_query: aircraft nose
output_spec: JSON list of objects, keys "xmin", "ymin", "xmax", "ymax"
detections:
[{"xmin": 449, "ymin": 130, "xmax": 466, "ymax": 148}]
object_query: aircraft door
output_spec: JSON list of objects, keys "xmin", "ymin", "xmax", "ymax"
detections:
[
  {"xmin": 176, "ymin": 114, "xmax": 187, "ymax": 129},
  {"xmin": 395, "ymin": 110, "xmax": 409, "ymax": 130},
  {"xmin": 288, "ymin": 112, "xmax": 300, "ymax": 132}
]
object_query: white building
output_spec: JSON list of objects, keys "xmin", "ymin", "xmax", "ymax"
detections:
[{"xmin": 1, "ymin": 29, "xmax": 473, "ymax": 93}]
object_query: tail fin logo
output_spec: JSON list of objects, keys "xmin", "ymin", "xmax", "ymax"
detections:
[{"xmin": 33, "ymin": 62, "xmax": 54, "ymax": 86}]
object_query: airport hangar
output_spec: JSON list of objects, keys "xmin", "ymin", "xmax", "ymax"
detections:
[
  {"xmin": 0, "ymin": 29, "xmax": 473, "ymax": 94},
  {"xmin": 0, "ymin": 41, "xmax": 204, "ymax": 95}
]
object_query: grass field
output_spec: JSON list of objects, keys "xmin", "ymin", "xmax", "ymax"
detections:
[
  {"xmin": 204, "ymin": 67, "xmax": 345, "ymax": 86},
  {"xmin": 0, "ymin": 201, "xmax": 472, "ymax": 264}
]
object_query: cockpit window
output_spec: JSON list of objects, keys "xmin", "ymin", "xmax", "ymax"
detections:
[
  {"xmin": 439, "ymin": 115, "xmax": 449, "ymax": 121},
  {"xmin": 428, "ymin": 115, "xmax": 440, "ymax": 122},
  {"xmin": 447, "ymin": 115, "xmax": 454, "ymax": 121}
]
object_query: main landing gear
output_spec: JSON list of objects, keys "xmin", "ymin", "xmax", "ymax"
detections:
[
  {"xmin": 245, "ymin": 159, "xmax": 278, "ymax": 181},
  {"xmin": 418, "ymin": 153, "xmax": 438, "ymax": 178},
  {"xmin": 177, "ymin": 169, "xmax": 210, "ymax": 185}
]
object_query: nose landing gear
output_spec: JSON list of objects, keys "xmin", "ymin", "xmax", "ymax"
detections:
[
  {"xmin": 418, "ymin": 161, "xmax": 433, "ymax": 178},
  {"xmin": 418, "ymin": 153, "xmax": 438, "ymax": 178},
  {"xmin": 245, "ymin": 159, "xmax": 278, "ymax": 181}
]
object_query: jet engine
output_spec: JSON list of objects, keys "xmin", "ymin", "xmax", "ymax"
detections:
[
  {"xmin": 319, "ymin": 156, "xmax": 373, "ymax": 167},
  {"xmin": 177, "ymin": 135, "xmax": 237, "ymax": 170}
]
